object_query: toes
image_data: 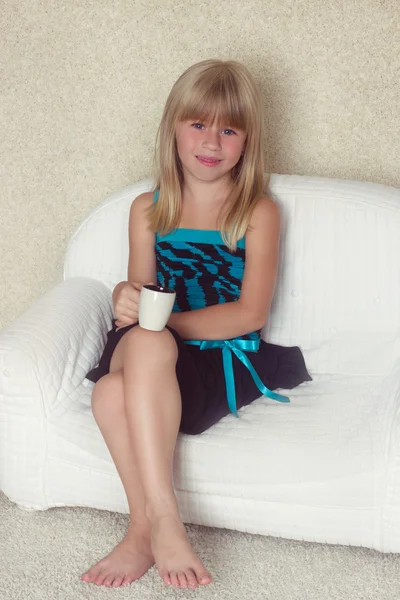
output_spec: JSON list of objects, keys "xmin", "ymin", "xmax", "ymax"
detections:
[
  {"xmin": 170, "ymin": 572, "xmax": 180, "ymax": 588},
  {"xmin": 83, "ymin": 563, "xmax": 106, "ymax": 586},
  {"xmin": 94, "ymin": 571, "xmax": 108, "ymax": 587},
  {"xmin": 177, "ymin": 572, "xmax": 189, "ymax": 588},
  {"xmin": 111, "ymin": 575, "xmax": 125, "ymax": 587},
  {"xmin": 103, "ymin": 574, "xmax": 115, "ymax": 587},
  {"xmin": 198, "ymin": 571, "xmax": 212, "ymax": 585},
  {"xmin": 161, "ymin": 572, "xmax": 172, "ymax": 586},
  {"xmin": 185, "ymin": 569, "xmax": 199, "ymax": 589},
  {"xmin": 81, "ymin": 567, "xmax": 97, "ymax": 583}
]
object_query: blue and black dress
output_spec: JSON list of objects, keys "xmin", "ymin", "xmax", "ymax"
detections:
[{"xmin": 86, "ymin": 190, "xmax": 312, "ymax": 434}]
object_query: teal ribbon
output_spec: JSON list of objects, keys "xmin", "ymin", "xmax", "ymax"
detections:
[{"xmin": 185, "ymin": 335, "xmax": 290, "ymax": 418}]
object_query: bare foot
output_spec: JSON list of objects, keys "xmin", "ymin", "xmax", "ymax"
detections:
[
  {"xmin": 81, "ymin": 524, "xmax": 155, "ymax": 587},
  {"xmin": 150, "ymin": 514, "xmax": 212, "ymax": 590}
]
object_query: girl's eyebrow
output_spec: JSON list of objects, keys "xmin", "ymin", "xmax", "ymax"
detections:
[{"xmin": 191, "ymin": 118, "xmax": 237, "ymax": 128}]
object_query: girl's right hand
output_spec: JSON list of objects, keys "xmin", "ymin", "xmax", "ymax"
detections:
[{"xmin": 113, "ymin": 281, "xmax": 154, "ymax": 331}]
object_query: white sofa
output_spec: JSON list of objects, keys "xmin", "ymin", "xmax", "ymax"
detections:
[{"xmin": 1, "ymin": 174, "xmax": 400, "ymax": 553}]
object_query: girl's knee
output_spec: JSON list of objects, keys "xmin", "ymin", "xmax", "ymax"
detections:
[{"xmin": 124, "ymin": 326, "xmax": 178, "ymax": 363}]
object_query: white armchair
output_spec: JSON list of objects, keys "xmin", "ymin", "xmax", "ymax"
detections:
[{"xmin": 1, "ymin": 174, "xmax": 399, "ymax": 552}]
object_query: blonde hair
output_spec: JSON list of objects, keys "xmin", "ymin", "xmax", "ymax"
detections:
[{"xmin": 149, "ymin": 59, "xmax": 268, "ymax": 250}]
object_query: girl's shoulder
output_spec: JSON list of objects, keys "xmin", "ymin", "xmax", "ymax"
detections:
[
  {"xmin": 129, "ymin": 190, "xmax": 155, "ymax": 214},
  {"xmin": 246, "ymin": 196, "xmax": 281, "ymax": 249},
  {"xmin": 128, "ymin": 191, "xmax": 156, "ymax": 233},
  {"xmin": 249, "ymin": 196, "xmax": 279, "ymax": 227},
  {"xmin": 246, "ymin": 195, "xmax": 280, "ymax": 242}
]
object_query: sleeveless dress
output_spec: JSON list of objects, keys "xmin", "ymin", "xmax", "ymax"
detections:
[{"xmin": 86, "ymin": 190, "xmax": 312, "ymax": 435}]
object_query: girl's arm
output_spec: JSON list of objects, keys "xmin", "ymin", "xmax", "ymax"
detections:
[
  {"xmin": 127, "ymin": 192, "xmax": 157, "ymax": 284},
  {"xmin": 168, "ymin": 197, "xmax": 280, "ymax": 340},
  {"xmin": 112, "ymin": 193, "xmax": 157, "ymax": 329},
  {"xmin": 113, "ymin": 192, "xmax": 157, "ymax": 302}
]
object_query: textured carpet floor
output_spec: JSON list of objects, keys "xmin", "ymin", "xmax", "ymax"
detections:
[{"xmin": 1, "ymin": 492, "xmax": 399, "ymax": 600}]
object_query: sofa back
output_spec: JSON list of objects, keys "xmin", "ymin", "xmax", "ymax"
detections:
[{"xmin": 64, "ymin": 175, "xmax": 400, "ymax": 376}]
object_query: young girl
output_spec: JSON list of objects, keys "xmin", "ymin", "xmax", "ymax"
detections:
[{"xmin": 82, "ymin": 59, "xmax": 312, "ymax": 590}]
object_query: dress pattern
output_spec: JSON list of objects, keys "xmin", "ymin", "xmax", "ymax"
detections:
[
  {"xmin": 153, "ymin": 191, "xmax": 293, "ymax": 416},
  {"xmin": 85, "ymin": 190, "xmax": 312, "ymax": 431}
]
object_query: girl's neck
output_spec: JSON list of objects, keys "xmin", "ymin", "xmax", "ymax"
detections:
[
  {"xmin": 179, "ymin": 174, "xmax": 234, "ymax": 230},
  {"xmin": 182, "ymin": 174, "xmax": 233, "ymax": 207}
]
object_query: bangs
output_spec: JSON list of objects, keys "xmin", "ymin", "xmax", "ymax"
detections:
[
  {"xmin": 177, "ymin": 74, "xmax": 248, "ymax": 131},
  {"xmin": 153, "ymin": 60, "xmax": 265, "ymax": 250}
]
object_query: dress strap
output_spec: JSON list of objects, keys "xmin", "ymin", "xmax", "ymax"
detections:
[{"xmin": 153, "ymin": 189, "xmax": 160, "ymax": 203}]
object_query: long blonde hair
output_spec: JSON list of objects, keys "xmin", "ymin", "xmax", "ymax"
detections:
[{"xmin": 148, "ymin": 59, "xmax": 268, "ymax": 250}]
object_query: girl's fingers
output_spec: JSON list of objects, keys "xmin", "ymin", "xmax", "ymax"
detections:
[
  {"xmin": 132, "ymin": 281, "xmax": 155, "ymax": 291},
  {"xmin": 126, "ymin": 289, "xmax": 141, "ymax": 303},
  {"xmin": 115, "ymin": 319, "xmax": 136, "ymax": 332},
  {"xmin": 116, "ymin": 317, "xmax": 135, "ymax": 325},
  {"xmin": 115, "ymin": 316, "xmax": 137, "ymax": 326},
  {"xmin": 117, "ymin": 308, "xmax": 138, "ymax": 319}
]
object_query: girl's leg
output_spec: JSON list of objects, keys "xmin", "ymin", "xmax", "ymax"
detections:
[
  {"xmin": 81, "ymin": 370, "xmax": 156, "ymax": 587},
  {"xmin": 119, "ymin": 326, "xmax": 212, "ymax": 589}
]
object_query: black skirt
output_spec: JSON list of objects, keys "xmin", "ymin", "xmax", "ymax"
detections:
[{"xmin": 86, "ymin": 320, "xmax": 312, "ymax": 435}]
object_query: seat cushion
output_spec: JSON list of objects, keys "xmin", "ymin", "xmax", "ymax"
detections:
[{"xmin": 43, "ymin": 368, "xmax": 398, "ymax": 550}]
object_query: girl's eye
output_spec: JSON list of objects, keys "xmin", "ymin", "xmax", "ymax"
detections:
[{"xmin": 190, "ymin": 123, "xmax": 236, "ymax": 135}]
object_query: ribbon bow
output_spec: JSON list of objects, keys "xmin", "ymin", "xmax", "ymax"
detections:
[{"xmin": 185, "ymin": 335, "xmax": 290, "ymax": 417}]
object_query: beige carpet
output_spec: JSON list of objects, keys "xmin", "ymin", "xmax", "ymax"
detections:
[{"xmin": 1, "ymin": 492, "xmax": 399, "ymax": 600}]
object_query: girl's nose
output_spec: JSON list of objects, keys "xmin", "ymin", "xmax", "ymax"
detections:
[{"xmin": 203, "ymin": 129, "xmax": 221, "ymax": 150}]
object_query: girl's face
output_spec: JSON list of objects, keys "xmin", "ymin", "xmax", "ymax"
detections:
[{"xmin": 175, "ymin": 119, "xmax": 247, "ymax": 183}]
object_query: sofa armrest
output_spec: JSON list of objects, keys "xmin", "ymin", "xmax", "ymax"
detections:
[{"xmin": 0, "ymin": 277, "xmax": 113, "ymax": 414}]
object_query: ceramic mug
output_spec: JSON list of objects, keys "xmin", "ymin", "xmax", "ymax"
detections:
[{"xmin": 138, "ymin": 285, "xmax": 176, "ymax": 331}]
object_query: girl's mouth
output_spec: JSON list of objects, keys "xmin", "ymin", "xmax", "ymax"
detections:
[{"xmin": 196, "ymin": 156, "xmax": 222, "ymax": 167}]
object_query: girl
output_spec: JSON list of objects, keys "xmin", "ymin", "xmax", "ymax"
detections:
[{"xmin": 82, "ymin": 59, "xmax": 312, "ymax": 590}]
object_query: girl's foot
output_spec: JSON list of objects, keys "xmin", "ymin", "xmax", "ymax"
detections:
[
  {"xmin": 81, "ymin": 524, "xmax": 154, "ymax": 587},
  {"xmin": 150, "ymin": 513, "xmax": 212, "ymax": 589}
]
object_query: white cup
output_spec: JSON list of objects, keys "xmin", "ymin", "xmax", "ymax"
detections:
[{"xmin": 138, "ymin": 285, "xmax": 176, "ymax": 331}]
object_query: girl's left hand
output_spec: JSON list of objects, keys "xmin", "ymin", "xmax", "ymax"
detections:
[
  {"xmin": 115, "ymin": 281, "xmax": 155, "ymax": 332},
  {"xmin": 115, "ymin": 319, "xmax": 130, "ymax": 331}
]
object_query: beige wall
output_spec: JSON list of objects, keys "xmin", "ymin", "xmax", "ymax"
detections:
[{"xmin": 1, "ymin": 0, "xmax": 399, "ymax": 330}]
